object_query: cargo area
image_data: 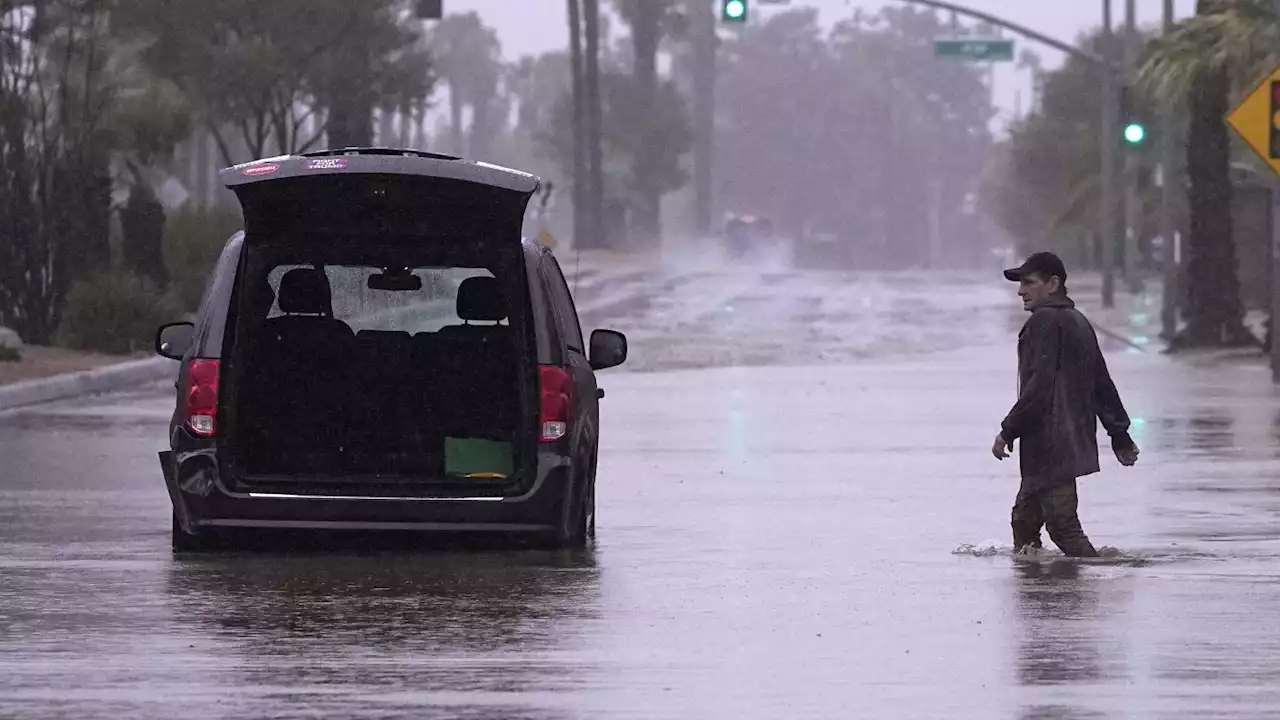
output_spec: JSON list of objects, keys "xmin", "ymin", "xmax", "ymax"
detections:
[{"xmin": 226, "ymin": 250, "xmax": 533, "ymax": 492}]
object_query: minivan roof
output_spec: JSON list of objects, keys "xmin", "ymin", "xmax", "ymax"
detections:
[{"xmin": 219, "ymin": 147, "xmax": 541, "ymax": 194}]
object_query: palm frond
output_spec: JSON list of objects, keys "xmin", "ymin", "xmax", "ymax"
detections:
[{"xmin": 1138, "ymin": 2, "xmax": 1278, "ymax": 112}]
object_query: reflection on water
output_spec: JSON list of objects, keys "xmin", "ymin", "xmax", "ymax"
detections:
[
  {"xmin": 1186, "ymin": 415, "xmax": 1235, "ymax": 452},
  {"xmin": 1019, "ymin": 705, "xmax": 1108, "ymax": 720},
  {"xmin": 163, "ymin": 548, "xmax": 602, "ymax": 715},
  {"xmin": 1012, "ymin": 560, "xmax": 1104, "ymax": 686},
  {"xmin": 1152, "ymin": 413, "xmax": 1235, "ymax": 454},
  {"xmin": 1012, "ymin": 560, "xmax": 1120, "ymax": 720}
]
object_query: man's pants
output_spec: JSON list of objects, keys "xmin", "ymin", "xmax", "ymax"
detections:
[{"xmin": 1010, "ymin": 478, "xmax": 1098, "ymax": 558}]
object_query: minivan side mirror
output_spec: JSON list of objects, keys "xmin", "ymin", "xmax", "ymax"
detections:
[
  {"xmin": 589, "ymin": 329, "xmax": 627, "ymax": 371},
  {"xmin": 155, "ymin": 322, "xmax": 195, "ymax": 360}
]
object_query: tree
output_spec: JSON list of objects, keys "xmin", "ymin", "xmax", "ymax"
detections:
[
  {"xmin": 567, "ymin": 0, "xmax": 587, "ymax": 248},
  {"xmin": 1138, "ymin": 0, "xmax": 1266, "ymax": 348},
  {"xmin": 0, "ymin": 1, "xmax": 115, "ymax": 343},
  {"xmin": 686, "ymin": 0, "xmax": 716, "ymax": 235},
  {"xmin": 985, "ymin": 28, "xmax": 1164, "ymax": 268},
  {"xmin": 104, "ymin": 37, "xmax": 193, "ymax": 289},
  {"xmin": 583, "ymin": 0, "xmax": 606, "ymax": 248},
  {"xmin": 509, "ymin": 52, "xmax": 573, "ymax": 134},
  {"xmin": 118, "ymin": 183, "xmax": 167, "ymax": 288},
  {"xmin": 431, "ymin": 11, "xmax": 503, "ymax": 157},
  {"xmin": 614, "ymin": 0, "xmax": 682, "ymax": 245},
  {"xmin": 542, "ymin": 69, "xmax": 692, "ymax": 232},
  {"xmin": 114, "ymin": 0, "xmax": 434, "ymax": 164},
  {"xmin": 712, "ymin": 8, "xmax": 992, "ymax": 266}
]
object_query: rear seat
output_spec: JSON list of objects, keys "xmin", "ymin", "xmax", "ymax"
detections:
[
  {"xmin": 344, "ymin": 330, "xmax": 421, "ymax": 471},
  {"xmin": 242, "ymin": 268, "xmax": 354, "ymax": 473},
  {"xmin": 434, "ymin": 276, "xmax": 518, "ymax": 440}
]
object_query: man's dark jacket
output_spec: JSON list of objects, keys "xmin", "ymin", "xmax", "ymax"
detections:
[{"xmin": 1001, "ymin": 295, "xmax": 1132, "ymax": 487}]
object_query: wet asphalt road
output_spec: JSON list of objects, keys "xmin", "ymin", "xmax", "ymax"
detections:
[{"xmin": 5, "ymin": 259, "xmax": 1280, "ymax": 718}]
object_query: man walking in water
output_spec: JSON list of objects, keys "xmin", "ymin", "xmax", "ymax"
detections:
[{"xmin": 992, "ymin": 252, "xmax": 1140, "ymax": 557}]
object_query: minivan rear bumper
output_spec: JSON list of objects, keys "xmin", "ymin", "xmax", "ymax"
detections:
[{"xmin": 161, "ymin": 450, "xmax": 570, "ymax": 534}]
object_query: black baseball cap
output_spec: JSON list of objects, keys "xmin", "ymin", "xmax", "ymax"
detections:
[{"xmin": 1003, "ymin": 251, "xmax": 1067, "ymax": 283}]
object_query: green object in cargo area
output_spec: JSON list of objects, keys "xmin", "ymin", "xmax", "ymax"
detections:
[{"xmin": 444, "ymin": 437, "xmax": 514, "ymax": 478}]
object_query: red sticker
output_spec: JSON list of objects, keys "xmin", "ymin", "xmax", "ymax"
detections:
[{"xmin": 242, "ymin": 163, "xmax": 279, "ymax": 177}]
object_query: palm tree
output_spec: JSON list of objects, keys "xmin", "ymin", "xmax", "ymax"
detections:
[
  {"xmin": 615, "ymin": 0, "xmax": 680, "ymax": 247},
  {"xmin": 583, "ymin": 0, "xmax": 606, "ymax": 248},
  {"xmin": 567, "ymin": 0, "xmax": 587, "ymax": 248},
  {"xmin": 432, "ymin": 12, "xmax": 503, "ymax": 157},
  {"xmin": 688, "ymin": 0, "xmax": 716, "ymax": 235},
  {"xmin": 1138, "ymin": 0, "xmax": 1269, "ymax": 349}
]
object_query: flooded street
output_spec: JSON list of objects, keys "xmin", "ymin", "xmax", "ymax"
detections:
[{"xmin": 4, "ymin": 264, "xmax": 1280, "ymax": 719}]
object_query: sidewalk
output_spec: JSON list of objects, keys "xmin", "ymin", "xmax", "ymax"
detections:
[{"xmin": 1071, "ymin": 273, "xmax": 1268, "ymax": 360}]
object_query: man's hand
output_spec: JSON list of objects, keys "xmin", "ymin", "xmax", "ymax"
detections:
[
  {"xmin": 1114, "ymin": 442, "xmax": 1139, "ymax": 467},
  {"xmin": 992, "ymin": 433, "xmax": 1012, "ymax": 460}
]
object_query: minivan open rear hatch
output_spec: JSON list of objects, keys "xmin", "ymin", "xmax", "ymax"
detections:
[{"xmin": 218, "ymin": 150, "xmax": 542, "ymax": 497}]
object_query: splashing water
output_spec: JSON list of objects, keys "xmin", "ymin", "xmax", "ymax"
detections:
[
  {"xmin": 952, "ymin": 541, "xmax": 1134, "ymax": 561},
  {"xmin": 952, "ymin": 539, "xmax": 1004, "ymax": 557}
]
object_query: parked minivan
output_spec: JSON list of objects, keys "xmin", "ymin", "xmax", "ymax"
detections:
[{"xmin": 154, "ymin": 148, "xmax": 627, "ymax": 551}]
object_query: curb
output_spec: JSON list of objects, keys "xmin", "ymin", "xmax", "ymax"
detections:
[{"xmin": 0, "ymin": 356, "xmax": 175, "ymax": 412}]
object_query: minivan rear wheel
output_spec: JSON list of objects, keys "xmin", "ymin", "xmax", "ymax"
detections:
[{"xmin": 541, "ymin": 473, "xmax": 592, "ymax": 550}]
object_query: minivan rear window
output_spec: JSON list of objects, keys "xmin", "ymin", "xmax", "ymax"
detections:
[
  {"xmin": 225, "ymin": 238, "xmax": 535, "ymax": 488},
  {"xmin": 264, "ymin": 264, "xmax": 501, "ymax": 334}
]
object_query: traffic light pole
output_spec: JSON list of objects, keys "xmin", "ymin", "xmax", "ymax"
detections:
[
  {"xmin": 1100, "ymin": 0, "xmax": 1116, "ymax": 308},
  {"xmin": 1121, "ymin": 0, "xmax": 1139, "ymax": 288},
  {"xmin": 894, "ymin": 0, "xmax": 1120, "ymax": 308},
  {"xmin": 1159, "ymin": 0, "xmax": 1179, "ymax": 340},
  {"xmin": 893, "ymin": 0, "xmax": 1115, "ymax": 69}
]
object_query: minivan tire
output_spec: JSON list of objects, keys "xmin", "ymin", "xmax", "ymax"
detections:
[{"xmin": 540, "ymin": 471, "xmax": 593, "ymax": 550}]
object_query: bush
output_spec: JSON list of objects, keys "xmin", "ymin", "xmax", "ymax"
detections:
[
  {"xmin": 0, "ymin": 345, "xmax": 19, "ymax": 362},
  {"xmin": 58, "ymin": 270, "xmax": 182, "ymax": 354},
  {"xmin": 164, "ymin": 204, "xmax": 243, "ymax": 312}
]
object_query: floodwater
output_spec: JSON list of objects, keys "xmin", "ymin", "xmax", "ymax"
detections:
[{"xmin": 3, "ymin": 261, "xmax": 1280, "ymax": 719}]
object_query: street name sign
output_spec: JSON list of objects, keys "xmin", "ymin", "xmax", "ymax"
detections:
[{"xmin": 933, "ymin": 36, "xmax": 1014, "ymax": 62}]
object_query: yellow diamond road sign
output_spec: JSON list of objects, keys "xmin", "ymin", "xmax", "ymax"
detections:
[{"xmin": 1226, "ymin": 60, "xmax": 1280, "ymax": 178}]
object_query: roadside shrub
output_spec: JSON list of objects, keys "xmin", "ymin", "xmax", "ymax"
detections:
[
  {"xmin": 0, "ymin": 345, "xmax": 19, "ymax": 362},
  {"xmin": 164, "ymin": 204, "xmax": 243, "ymax": 312},
  {"xmin": 58, "ymin": 270, "xmax": 181, "ymax": 354}
]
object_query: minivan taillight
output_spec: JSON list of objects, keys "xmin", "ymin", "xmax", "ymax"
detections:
[
  {"xmin": 185, "ymin": 359, "xmax": 220, "ymax": 436},
  {"xmin": 539, "ymin": 365, "xmax": 572, "ymax": 442}
]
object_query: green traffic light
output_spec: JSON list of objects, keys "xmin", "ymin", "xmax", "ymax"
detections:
[
  {"xmin": 1124, "ymin": 123, "xmax": 1145, "ymax": 144},
  {"xmin": 723, "ymin": 0, "xmax": 746, "ymax": 21}
]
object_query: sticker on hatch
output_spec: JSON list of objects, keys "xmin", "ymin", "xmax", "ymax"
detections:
[
  {"xmin": 304, "ymin": 158, "xmax": 347, "ymax": 170},
  {"xmin": 242, "ymin": 163, "xmax": 279, "ymax": 177}
]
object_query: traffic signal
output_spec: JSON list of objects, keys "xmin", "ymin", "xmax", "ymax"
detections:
[
  {"xmin": 721, "ymin": 0, "xmax": 748, "ymax": 23},
  {"xmin": 416, "ymin": 0, "xmax": 442, "ymax": 19},
  {"xmin": 1118, "ymin": 84, "xmax": 1145, "ymax": 146},
  {"xmin": 1124, "ymin": 121, "xmax": 1146, "ymax": 144}
]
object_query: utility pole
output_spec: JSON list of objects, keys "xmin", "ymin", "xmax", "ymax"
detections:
[
  {"xmin": 1100, "ymin": 0, "xmax": 1116, "ymax": 307},
  {"xmin": 1159, "ymin": 0, "xmax": 1178, "ymax": 340},
  {"xmin": 691, "ymin": 0, "xmax": 716, "ymax": 235},
  {"xmin": 1121, "ymin": 0, "xmax": 1139, "ymax": 289}
]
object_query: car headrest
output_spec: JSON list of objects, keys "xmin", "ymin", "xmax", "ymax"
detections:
[
  {"xmin": 456, "ymin": 276, "xmax": 507, "ymax": 322},
  {"xmin": 278, "ymin": 268, "xmax": 333, "ymax": 316}
]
